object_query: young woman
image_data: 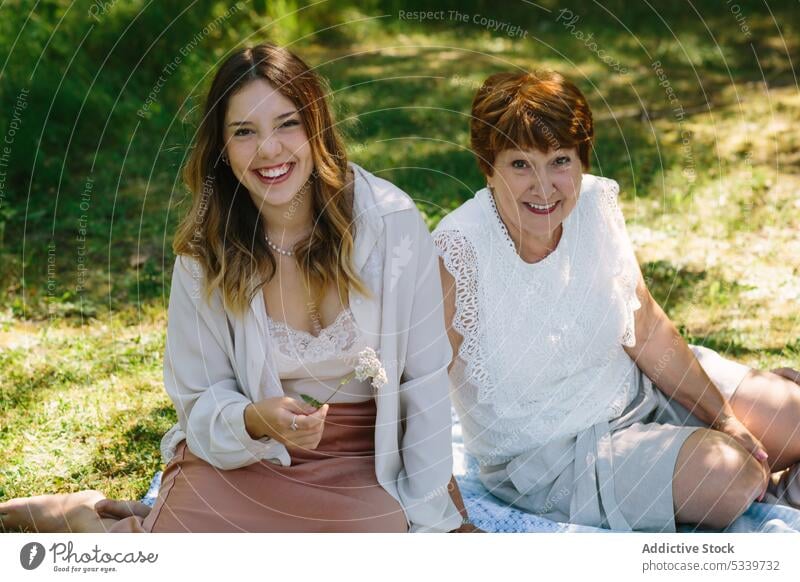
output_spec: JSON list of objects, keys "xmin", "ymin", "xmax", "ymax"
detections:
[
  {"xmin": 434, "ymin": 70, "xmax": 800, "ymax": 532},
  {"xmin": 0, "ymin": 43, "xmax": 470, "ymax": 533}
]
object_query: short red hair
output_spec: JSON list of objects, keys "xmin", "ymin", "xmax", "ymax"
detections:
[{"xmin": 470, "ymin": 71, "xmax": 594, "ymax": 175}]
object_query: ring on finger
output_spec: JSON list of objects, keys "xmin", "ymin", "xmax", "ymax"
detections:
[{"xmin": 290, "ymin": 415, "xmax": 298, "ymax": 431}]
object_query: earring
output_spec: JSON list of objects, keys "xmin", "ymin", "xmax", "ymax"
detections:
[{"xmin": 221, "ymin": 153, "xmax": 229, "ymax": 165}]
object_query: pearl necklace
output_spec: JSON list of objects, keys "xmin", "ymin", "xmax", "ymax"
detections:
[
  {"xmin": 264, "ymin": 178, "xmax": 315, "ymax": 257},
  {"xmin": 265, "ymin": 234, "xmax": 294, "ymax": 257}
]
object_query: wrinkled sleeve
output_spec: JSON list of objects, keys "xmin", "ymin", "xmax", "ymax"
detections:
[
  {"xmin": 395, "ymin": 212, "xmax": 463, "ymax": 533},
  {"xmin": 162, "ymin": 256, "xmax": 289, "ymax": 470}
]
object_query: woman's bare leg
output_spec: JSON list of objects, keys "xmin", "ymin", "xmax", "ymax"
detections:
[
  {"xmin": 673, "ymin": 429, "xmax": 766, "ymax": 529},
  {"xmin": 0, "ymin": 491, "xmax": 124, "ymax": 533},
  {"xmin": 727, "ymin": 368, "xmax": 800, "ymax": 471}
]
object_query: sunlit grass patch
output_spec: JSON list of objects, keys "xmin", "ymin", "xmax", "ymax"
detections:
[{"xmin": 0, "ymin": 315, "xmax": 173, "ymax": 501}]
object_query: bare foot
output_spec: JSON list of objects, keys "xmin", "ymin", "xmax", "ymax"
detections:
[
  {"xmin": 0, "ymin": 490, "xmax": 113, "ymax": 533},
  {"xmin": 765, "ymin": 464, "xmax": 800, "ymax": 509}
]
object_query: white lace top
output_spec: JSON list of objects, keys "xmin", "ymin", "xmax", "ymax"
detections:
[
  {"xmin": 433, "ymin": 174, "xmax": 643, "ymax": 465},
  {"xmin": 265, "ymin": 223, "xmax": 385, "ymax": 404},
  {"xmin": 267, "ymin": 306, "xmax": 378, "ymax": 403}
]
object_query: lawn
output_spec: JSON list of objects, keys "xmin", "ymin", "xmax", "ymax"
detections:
[{"xmin": 0, "ymin": 0, "xmax": 798, "ymax": 503}]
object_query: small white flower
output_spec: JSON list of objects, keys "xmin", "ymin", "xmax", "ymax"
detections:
[
  {"xmin": 300, "ymin": 347, "xmax": 387, "ymax": 408},
  {"xmin": 371, "ymin": 367, "xmax": 388, "ymax": 390},
  {"xmin": 353, "ymin": 347, "xmax": 387, "ymax": 390}
]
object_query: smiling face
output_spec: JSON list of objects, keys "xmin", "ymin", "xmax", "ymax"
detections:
[
  {"xmin": 223, "ymin": 78, "xmax": 313, "ymax": 211},
  {"xmin": 469, "ymin": 71, "xmax": 594, "ymax": 259},
  {"xmin": 488, "ymin": 147, "xmax": 583, "ymax": 254}
]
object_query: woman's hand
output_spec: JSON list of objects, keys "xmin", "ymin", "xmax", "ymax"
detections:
[
  {"xmin": 245, "ymin": 397, "xmax": 329, "ymax": 450},
  {"xmin": 713, "ymin": 414, "xmax": 770, "ymax": 500},
  {"xmin": 94, "ymin": 499, "xmax": 152, "ymax": 520},
  {"xmin": 450, "ymin": 522, "xmax": 485, "ymax": 533}
]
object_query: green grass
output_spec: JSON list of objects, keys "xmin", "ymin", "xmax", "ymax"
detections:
[
  {"xmin": 0, "ymin": 1, "xmax": 798, "ymax": 502},
  {"xmin": 0, "ymin": 306, "xmax": 173, "ymax": 501}
]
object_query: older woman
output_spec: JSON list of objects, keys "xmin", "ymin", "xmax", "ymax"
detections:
[
  {"xmin": 0, "ymin": 44, "xmax": 468, "ymax": 533},
  {"xmin": 433, "ymin": 71, "xmax": 800, "ymax": 532}
]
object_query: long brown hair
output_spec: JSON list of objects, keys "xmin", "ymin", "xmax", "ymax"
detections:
[{"xmin": 174, "ymin": 43, "xmax": 367, "ymax": 314}]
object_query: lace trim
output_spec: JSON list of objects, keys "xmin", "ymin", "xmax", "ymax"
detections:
[
  {"xmin": 433, "ymin": 229, "xmax": 496, "ymax": 402},
  {"xmin": 267, "ymin": 307, "xmax": 361, "ymax": 363},
  {"xmin": 482, "ymin": 189, "xmax": 519, "ymax": 255},
  {"xmin": 265, "ymin": 235, "xmax": 384, "ymax": 364},
  {"xmin": 595, "ymin": 177, "xmax": 642, "ymax": 347}
]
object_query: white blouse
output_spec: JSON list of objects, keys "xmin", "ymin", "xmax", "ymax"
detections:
[{"xmin": 433, "ymin": 175, "xmax": 643, "ymax": 466}]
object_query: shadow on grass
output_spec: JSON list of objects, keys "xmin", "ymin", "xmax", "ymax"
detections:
[
  {"xmin": 682, "ymin": 331, "xmax": 793, "ymax": 360},
  {"xmin": 642, "ymin": 259, "xmax": 709, "ymax": 311}
]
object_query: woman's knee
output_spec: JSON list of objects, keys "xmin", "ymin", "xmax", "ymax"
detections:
[
  {"xmin": 674, "ymin": 429, "xmax": 764, "ymax": 527},
  {"xmin": 710, "ymin": 433, "xmax": 764, "ymax": 521}
]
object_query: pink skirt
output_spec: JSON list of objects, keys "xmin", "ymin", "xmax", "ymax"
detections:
[{"xmin": 109, "ymin": 399, "xmax": 408, "ymax": 532}]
